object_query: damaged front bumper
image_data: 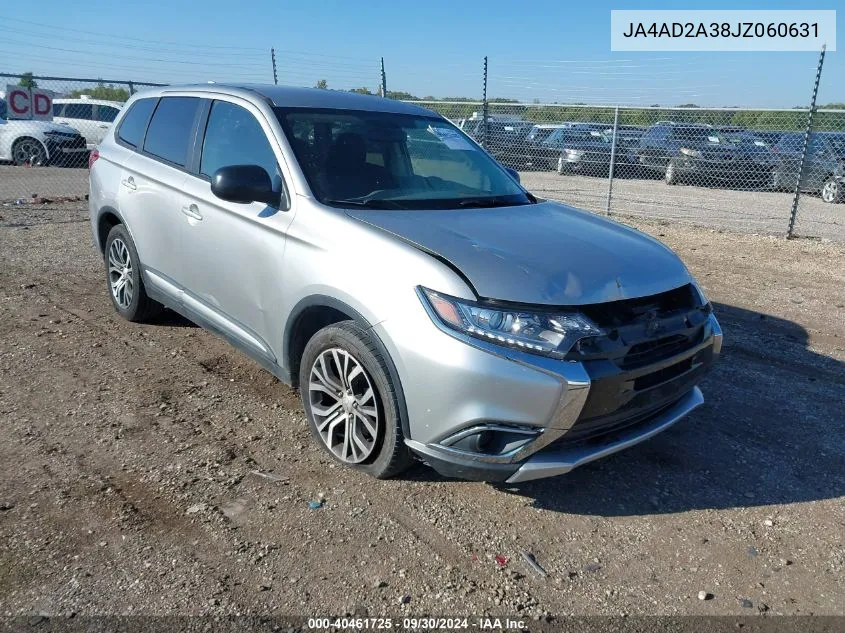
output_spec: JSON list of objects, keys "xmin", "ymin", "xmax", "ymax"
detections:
[{"xmin": 404, "ymin": 311, "xmax": 723, "ymax": 483}]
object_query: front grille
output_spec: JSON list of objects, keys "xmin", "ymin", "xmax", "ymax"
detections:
[
  {"xmin": 556, "ymin": 284, "xmax": 716, "ymax": 447},
  {"xmin": 579, "ymin": 284, "xmax": 696, "ymax": 328},
  {"xmin": 620, "ymin": 329, "xmax": 703, "ymax": 369}
]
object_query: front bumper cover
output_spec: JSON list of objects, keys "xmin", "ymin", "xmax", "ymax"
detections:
[{"xmin": 405, "ymin": 312, "xmax": 722, "ymax": 482}]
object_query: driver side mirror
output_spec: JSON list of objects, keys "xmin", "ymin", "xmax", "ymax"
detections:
[
  {"xmin": 504, "ymin": 167, "xmax": 521, "ymax": 183},
  {"xmin": 211, "ymin": 164, "xmax": 281, "ymax": 207}
]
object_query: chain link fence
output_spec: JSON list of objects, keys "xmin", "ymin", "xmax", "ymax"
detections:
[
  {"xmin": 1, "ymin": 72, "xmax": 843, "ymax": 242},
  {"xmin": 426, "ymin": 101, "xmax": 845, "ymax": 241},
  {"xmin": 0, "ymin": 74, "xmax": 161, "ymax": 202}
]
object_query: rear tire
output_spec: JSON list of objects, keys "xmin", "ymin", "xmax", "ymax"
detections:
[
  {"xmin": 300, "ymin": 321, "xmax": 413, "ymax": 479},
  {"xmin": 104, "ymin": 224, "xmax": 163, "ymax": 322}
]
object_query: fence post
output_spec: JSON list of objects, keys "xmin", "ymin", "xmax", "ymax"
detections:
[
  {"xmin": 271, "ymin": 48, "xmax": 278, "ymax": 85},
  {"xmin": 605, "ymin": 106, "xmax": 620, "ymax": 216},
  {"xmin": 127, "ymin": 81, "xmax": 135, "ymax": 96},
  {"xmin": 787, "ymin": 45, "xmax": 826, "ymax": 238},
  {"xmin": 482, "ymin": 56, "xmax": 489, "ymax": 150},
  {"xmin": 380, "ymin": 57, "xmax": 387, "ymax": 98}
]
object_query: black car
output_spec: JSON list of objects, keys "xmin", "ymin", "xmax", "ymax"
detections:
[
  {"xmin": 637, "ymin": 123, "xmax": 775, "ymax": 186},
  {"xmin": 525, "ymin": 123, "xmax": 608, "ymax": 171},
  {"xmin": 457, "ymin": 115, "xmax": 534, "ymax": 168},
  {"xmin": 557, "ymin": 126, "xmax": 646, "ymax": 177}
]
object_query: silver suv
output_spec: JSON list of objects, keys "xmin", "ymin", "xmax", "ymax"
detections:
[{"xmin": 89, "ymin": 85, "xmax": 722, "ymax": 483}]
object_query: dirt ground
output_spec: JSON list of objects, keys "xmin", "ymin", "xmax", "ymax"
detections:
[{"xmin": 0, "ymin": 203, "xmax": 843, "ymax": 621}]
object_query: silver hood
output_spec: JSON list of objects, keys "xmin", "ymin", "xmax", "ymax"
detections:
[{"xmin": 347, "ymin": 201, "xmax": 692, "ymax": 306}]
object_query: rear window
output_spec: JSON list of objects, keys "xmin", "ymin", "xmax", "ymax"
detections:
[
  {"xmin": 117, "ymin": 98, "xmax": 157, "ymax": 148},
  {"xmin": 97, "ymin": 106, "xmax": 120, "ymax": 123},
  {"xmin": 142, "ymin": 97, "xmax": 200, "ymax": 167},
  {"xmin": 63, "ymin": 103, "xmax": 94, "ymax": 120}
]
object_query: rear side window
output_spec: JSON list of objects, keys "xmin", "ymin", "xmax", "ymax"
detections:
[
  {"xmin": 143, "ymin": 97, "xmax": 200, "ymax": 167},
  {"xmin": 117, "ymin": 98, "xmax": 157, "ymax": 148},
  {"xmin": 97, "ymin": 106, "xmax": 120, "ymax": 123},
  {"xmin": 53, "ymin": 103, "xmax": 64, "ymax": 116},
  {"xmin": 63, "ymin": 103, "xmax": 94, "ymax": 120}
]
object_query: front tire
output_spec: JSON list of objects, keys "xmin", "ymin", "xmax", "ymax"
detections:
[
  {"xmin": 556, "ymin": 155, "xmax": 569, "ymax": 175},
  {"xmin": 664, "ymin": 160, "xmax": 679, "ymax": 185},
  {"xmin": 821, "ymin": 177, "xmax": 843, "ymax": 203},
  {"xmin": 104, "ymin": 224, "xmax": 163, "ymax": 322},
  {"xmin": 12, "ymin": 137, "xmax": 48, "ymax": 166},
  {"xmin": 300, "ymin": 321, "xmax": 412, "ymax": 479}
]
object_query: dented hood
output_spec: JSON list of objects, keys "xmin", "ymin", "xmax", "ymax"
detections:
[{"xmin": 347, "ymin": 201, "xmax": 692, "ymax": 306}]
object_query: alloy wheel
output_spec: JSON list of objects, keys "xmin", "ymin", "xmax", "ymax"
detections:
[
  {"xmin": 108, "ymin": 237, "xmax": 134, "ymax": 309},
  {"xmin": 13, "ymin": 139, "xmax": 45, "ymax": 166},
  {"xmin": 308, "ymin": 348, "xmax": 379, "ymax": 464},
  {"xmin": 822, "ymin": 180, "xmax": 839, "ymax": 203}
]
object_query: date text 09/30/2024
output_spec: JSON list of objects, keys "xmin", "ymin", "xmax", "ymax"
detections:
[{"xmin": 306, "ymin": 617, "xmax": 528, "ymax": 630}]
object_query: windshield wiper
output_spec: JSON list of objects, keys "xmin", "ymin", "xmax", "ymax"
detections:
[
  {"xmin": 325, "ymin": 198, "xmax": 406, "ymax": 210},
  {"xmin": 458, "ymin": 196, "xmax": 532, "ymax": 208}
]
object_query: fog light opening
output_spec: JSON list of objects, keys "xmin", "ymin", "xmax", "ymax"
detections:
[{"xmin": 440, "ymin": 424, "xmax": 540, "ymax": 457}]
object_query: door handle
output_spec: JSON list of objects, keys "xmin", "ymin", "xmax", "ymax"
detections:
[
  {"xmin": 121, "ymin": 176, "xmax": 136, "ymax": 191},
  {"xmin": 98, "ymin": 124, "xmax": 109, "ymax": 129},
  {"xmin": 181, "ymin": 204, "xmax": 203, "ymax": 221}
]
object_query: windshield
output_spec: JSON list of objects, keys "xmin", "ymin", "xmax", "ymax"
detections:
[
  {"xmin": 602, "ymin": 130, "xmax": 641, "ymax": 145},
  {"xmin": 276, "ymin": 108, "xmax": 531, "ymax": 210},
  {"xmin": 671, "ymin": 128, "xmax": 721, "ymax": 144}
]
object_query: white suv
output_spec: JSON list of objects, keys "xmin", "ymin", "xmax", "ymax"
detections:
[
  {"xmin": 0, "ymin": 95, "xmax": 88, "ymax": 166},
  {"xmin": 53, "ymin": 98, "xmax": 122, "ymax": 149}
]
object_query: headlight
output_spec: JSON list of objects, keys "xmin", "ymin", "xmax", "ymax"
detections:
[
  {"xmin": 419, "ymin": 287, "xmax": 604, "ymax": 358},
  {"xmin": 680, "ymin": 147, "xmax": 701, "ymax": 158},
  {"xmin": 564, "ymin": 149, "xmax": 584, "ymax": 158}
]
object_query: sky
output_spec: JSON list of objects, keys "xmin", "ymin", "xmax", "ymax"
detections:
[{"xmin": 1, "ymin": 0, "xmax": 842, "ymax": 108}]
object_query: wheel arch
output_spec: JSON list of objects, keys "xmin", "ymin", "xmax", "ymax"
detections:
[
  {"xmin": 95, "ymin": 206, "xmax": 125, "ymax": 254},
  {"xmin": 284, "ymin": 294, "xmax": 411, "ymax": 440}
]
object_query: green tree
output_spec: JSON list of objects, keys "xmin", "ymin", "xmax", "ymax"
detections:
[
  {"xmin": 315, "ymin": 79, "xmax": 328, "ymax": 89},
  {"xmin": 69, "ymin": 83, "xmax": 130, "ymax": 102},
  {"xmin": 18, "ymin": 72, "xmax": 37, "ymax": 88},
  {"xmin": 349, "ymin": 87, "xmax": 373, "ymax": 95},
  {"xmin": 385, "ymin": 90, "xmax": 418, "ymax": 100}
]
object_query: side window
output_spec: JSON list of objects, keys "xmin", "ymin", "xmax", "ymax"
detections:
[
  {"xmin": 96, "ymin": 106, "xmax": 119, "ymax": 123},
  {"xmin": 63, "ymin": 103, "xmax": 94, "ymax": 120},
  {"xmin": 117, "ymin": 98, "xmax": 157, "ymax": 148},
  {"xmin": 143, "ymin": 97, "xmax": 201, "ymax": 167},
  {"xmin": 53, "ymin": 103, "xmax": 64, "ymax": 117},
  {"xmin": 200, "ymin": 100, "xmax": 278, "ymax": 180}
]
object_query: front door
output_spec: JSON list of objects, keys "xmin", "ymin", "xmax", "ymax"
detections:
[{"xmin": 179, "ymin": 98, "xmax": 294, "ymax": 364}]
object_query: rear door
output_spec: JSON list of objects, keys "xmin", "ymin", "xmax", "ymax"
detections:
[
  {"xmin": 178, "ymin": 97, "xmax": 294, "ymax": 363},
  {"xmin": 117, "ymin": 96, "xmax": 202, "ymax": 301}
]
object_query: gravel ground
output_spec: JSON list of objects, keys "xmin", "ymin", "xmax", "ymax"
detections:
[
  {"xmin": 519, "ymin": 171, "xmax": 845, "ymax": 243},
  {"xmin": 0, "ymin": 203, "xmax": 844, "ymax": 621},
  {"xmin": 2, "ymin": 165, "xmax": 843, "ymax": 243}
]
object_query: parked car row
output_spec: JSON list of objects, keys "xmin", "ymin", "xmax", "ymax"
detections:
[
  {"xmin": 0, "ymin": 94, "xmax": 122, "ymax": 167},
  {"xmin": 458, "ymin": 115, "xmax": 845, "ymax": 203}
]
